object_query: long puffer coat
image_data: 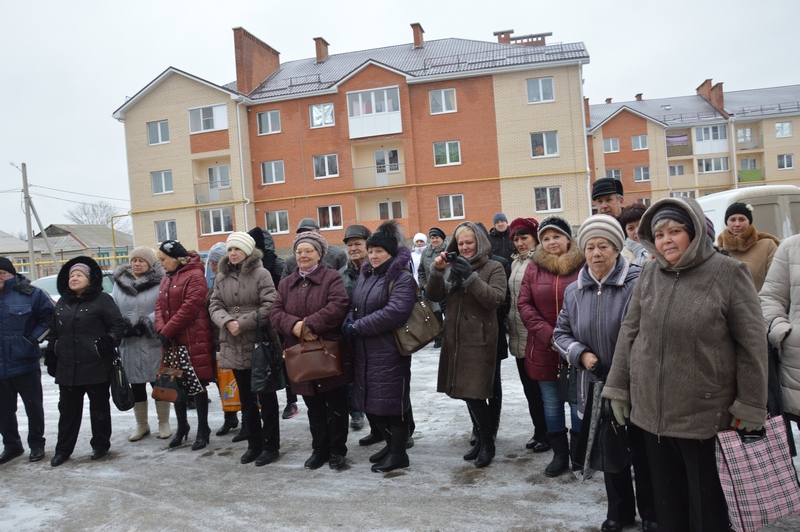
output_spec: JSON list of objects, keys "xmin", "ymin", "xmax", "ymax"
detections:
[
  {"xmin": 269, "ymin": 264, "xmax": 351, "ymax": 396},
  {"xmin": 349, "ymin": 247, "xmax": 416, "ymax": 416},
  {"xmin": 517, "ymin": 243, "xmax": 584, "ymax": 381},
  {"xmin": 155, "ymin": 252, "xmax": 214, "ymax": 381},
  {"xmin": 426, "ymin": 221, "xmax": 507, "ymax": 400},
  {"xmin": 507, "ymin": 249, "xmax": 535, "ymax": 359},
  {"xmin": 209, "ymin": 249, "xmax": 276, "ymax": 370},
  {"xmin": 112, "ymin": 263, "xmax": 164, "ymax": 383},
  {"xmin": 717, "ymin": 224, "xmax": 780, "ymax": 292},
  {"xmin": 48, "ymin": 256, "xmax": 126, "ymax": 386}
]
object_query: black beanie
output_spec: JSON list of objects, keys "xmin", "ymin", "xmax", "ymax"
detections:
[
  {"xmin": 725, "ymin": 202, "xmax": 753, "ymax": 224},
  {"xmin": 428, "ymin": 227, "xmax": 446, "ymax": 240},
  {"xmin": 159, "ymin": 240, "xmax": 189, "ymax": 259},
  {"xmin": 0, "ymin": 257, "xmax": 16, "ymax": 276},
  {"xmin": 651, "ymin": 204, "xmax": 696, "ymax": 241},
  {"xmin": 366, "ymin": 219, "xmax": 402, "ymax": 257}
]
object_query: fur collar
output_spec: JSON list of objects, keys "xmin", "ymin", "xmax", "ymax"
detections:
[
  {"xmin": 718, "ymin": 225, "xmax": 780, "ymax": 252},
  {"xmin": 532, "ymin": 241, "xmax": 585, "ymax": 276},
  {"xmin": 359, "ymin": 246, "xmax": 412, "ymax": 282},
  {"xmin": 113, "ymin": 264, "xmax": 164, "ymax": 296},
  {"xmin": 217, "ymin": 249, "xmax": 264, "ymax": 277}
]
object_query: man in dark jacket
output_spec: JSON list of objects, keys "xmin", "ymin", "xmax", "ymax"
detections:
[
  {"xmin": 248, "ymin": 227, "xmax": 285, "ymax": 289},
  {"xmin": 488, "ymin": 213, "xmax": 514, "ymax": 264},
  {"xmin": 0, "ymin": 258, "xmax": 53, "ymax": 464},
  {"xmin": 281, "ymin": 218, "xmax": 348, "ymax": 280}
]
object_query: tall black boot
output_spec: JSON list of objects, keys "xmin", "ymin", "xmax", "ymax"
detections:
[
  {"xmin": 545, "ymin": 430, "xmax": 570, "ymax": 477},
  {"xmin": 372, "ymin": 421, "xmax": 409, "ymax": 472},
  {"xmin": 489, "ymin": 399, "xmax": 501, "ymax": 441},
  {"xmin": 569, "ymin": 429, "xmax": 583, "ymax": 473},
  {"xmin": 463, "ymin": 404, "xmax": 481, "ymax": 461},
  {"xmin": 471, "ymin": 401, "xmax": 496, "ymax": 468},
  {"xmin": 191, "ymin": 392, "xmax": 211, "ymax": 451},
  {"xmin": 369, "ymin": 422, "xmax": 393, "ymax": 464},
  {"xmin": 216, "ymin": 411, "xmax": 238, "ymax": 436},
  {"xmin": 169, "ymin": 402, "xmax": 190, "ymax": 448}
]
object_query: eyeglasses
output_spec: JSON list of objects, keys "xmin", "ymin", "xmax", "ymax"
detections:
[{"xmin": 294, "ymin": 249, "xmax": 317, "ymax": 256}]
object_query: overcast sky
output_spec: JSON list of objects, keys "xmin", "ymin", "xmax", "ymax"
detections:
[{"xmin": 1, "ymin": 0, "xmax": 797, "ymax": 238}]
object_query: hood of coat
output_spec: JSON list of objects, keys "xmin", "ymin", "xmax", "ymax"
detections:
[
  {"xmin": 446, "ymin": 221, "xmax": 491, "ymax": 269},
  {"xmin": 113, "ymin": 263, "xmax": 164, "ymax": 296},
  {"xmin": 217, "ymin": 248, "xmax": 264, "ymax": 277},
  {"xmin": 248, "ymin": 227, "xmax": 275, "ymax": 253},
  {"xmin": 6, "ymin": 274, "xmax": 35, "ymax": 295},
  {"xmin": 638, "ymin": 197, "xmax": 715, "ymax": 272},
  {"xmin": 576, "ymin": 254, "xmax": 640, "ymax": 290},
  {"xmin": 359, "ymin": 245, "xmax": 412, "ymax": 281},
  {"xmin": 717, "ymin": 224, "xmax": 780, "ymax": 252},
  {"xmin": 57, "ymin": 255, "xmax": 104, "ymax": 300},
  {"xmin": 532, "ymin": 239, "xmax": 585, "ymax": 276}
]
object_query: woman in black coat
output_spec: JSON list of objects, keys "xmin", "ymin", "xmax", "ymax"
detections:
[{"xmin": 45, "ymin": 257, "xmax": 126, "ymax": 466}]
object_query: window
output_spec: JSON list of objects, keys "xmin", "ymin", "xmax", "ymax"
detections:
[
  {"xmin": 737, "ymin": 128, "xmax": 753, "ymax": 143},
  {"xmin": 14, "ymin": 259, "xmax": 28, "ymax": 275},
  {"xmin": 605, "ymin": 169, "xmax": 621, "ymax": 180},
  {"xmin": 265, "ymin": 211, "xmax": 289, "ymax": 234},
  {"xmin": 147, "ymin": 120, "xmax": 169, "ymax": 145},
  {"xmin": 740, "ymin": 158, "xmax": 757, "ymax": 170},
  {"xmin": 208, "ymin": 165, "xmax": 231, "ymax": 189},
  {"xmin": 347, "ymin": 88, "xmax": 400, "ymax": 117},
  {"xmin": 778, "ymin": 154, "xmax": 794, "ymax": 169},
  {"xmin": 151, "ymin": 170, "xmax": 173, "ymax": 194},
  {"xmin": 313, "ymin": 154, "xmax": 339, "ymax": 178},
  {"xmin": 433, "ymin": 141, "xmax": 461, "ymax": 166},
  {"xmin": 776, "ymin": 122, "xmax": 793, "ymax": 138},
  {"xmin": 430, "ymin": 89, "xmax": 456, "ymax": 114},
  {"xmin": 697, "ymin": 157, "xmax": 729, "ymax": 173},
  {"xmin": 257, "ymin": 110, "xmax": 280, "ymax": 135},
  {"xmin": 669, "ymin": 164, "xmax": 685, "ymax": 176},
  {"xmin": 634, "ymin": 166, "xmax": 650, "ymax": 182},
  {"xmin": 378, "ymin": 201, "xmax": 403, "ymax": 220},
  {"xmin": 189, "ymin": 104, "xmax": 227, "ymax": 133},
  {"xmin": 637, "ymin": 198, "xmax": 652, "ymax": 207},
  {"xmin": 695, "ymin": 125, "xmax": 727, "ymax": 141},
  {"xmin": 309, "ymin": 103, "xmax": 334, "ymax": 128},
  {"xmin": 437, "ymin": 194, "xmax": 464, "ymax": 220},
  {"xmin": 526, "ymin": 77, "xmax": 555, "ymax": 103},
  {"xmin": 603, "ymin": 138, "xmax": 620, "ymax": 153},
  {"xmin": 317, "ymin": 205, "xmax": 342, "ymax": 230},
  {"xmin": 632, "ymin": 135, "xmax": 648, "ymax": 150},
  {"xmin": 531, "ymin": 132, "xmax": 559, "ymax": 157},
  {"xmin": 670, "ymin": 190, "xmax": 696, "ymax": 199},
  {"xmin": 155, "ymin": 220, "xmax": 177, "ymax": 242},
  {"xmin": 534, "ymin": 186, "xmax": 562, "ymax": 212},
  {"xmin": 261, "ymin": 161, "xmax": 285, "ymax": 185},
  {"xmin": 200, "ymin": 208, "xmax": 233, "ymax": 235}
]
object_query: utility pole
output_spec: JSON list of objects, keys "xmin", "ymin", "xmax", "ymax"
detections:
[{"xmin": 21, "ymin": 163, "xmax": 37, "ymax": 280}]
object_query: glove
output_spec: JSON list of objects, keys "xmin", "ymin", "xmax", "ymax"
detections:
[
  {"xmin": 123, "ymin": 324, "xmax": 136, "ymax": 338},
  {"xmin": 132, "ymin": 323, "xmax": 148, "ymax": 337},
  {"xmin": 158, "ymin": 333, "xmax": 172, "ymax": 347},
  {"xmin": 42, "ymin": 347, "xmax": 57, "ymax": 377},
  {"xmin": 94, "ymin": 333, "xmax": 116, "ymax": 357},
  {"xmin": 449, "ymin": 256, "xmax": 472, "ymax": 281},
  {"xmin": 610, "ymin": 399, "xmax": 630, "ymax": 426},
  {"xmin": 343, "ymin": 318, "xmax": 358, "ymax": 338},
  {"xmin": 731, "ymin": 418, "xmax": 763, "ymax": 432}
]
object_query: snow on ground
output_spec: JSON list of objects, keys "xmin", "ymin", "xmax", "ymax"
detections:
[{"xmin": 1, "ymin": 345, "xmax": 799, "ymax": 531}]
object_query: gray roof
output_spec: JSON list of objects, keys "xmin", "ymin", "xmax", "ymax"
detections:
[
  {"xmin": 724, "ymin": 84, "xmax": 800, "ymax": 119},
  {"xmin": 0, "ymin": 230, "xmax": 29, "ymax": 254},
  {"xmin": 32, "ymin": 225, "xmax": 134, "ymax": 251},
  {"xmin": 589, "ymin": 94, "xmax": 726, "ymax": 131},
  {"xmin": 247, "ymin": 38, "xmax": 589, "ymax": 100}
]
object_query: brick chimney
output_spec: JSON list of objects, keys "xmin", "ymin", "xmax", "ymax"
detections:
[
  {"xmin": 709, "ymin": 82, "xmax": 725, "ymax": 111},
  {"xmin": 584, "ymin": 98, "xmax": 591, "ymax": 127},
  {"xmin": 314, "ymin": 37, "xmax": 330, "ymax": 63},
  {"xmin": 233, "ymin": 27, "xmax": 280, "ymax": 95},
  {"xmin": 493, "ymin": 30, "xmax": 513, "ymax": 44},
  {"xmin": 635, "ymin": 93, "xmax": 643, "ymax": 101},
  {"xmin": 411, "ymin": 23, "xmax": 425, "ymax": 48},
  {"xmin": 696, "ymin": 79, "xmax": 712, "ymax": 100},
  {"xmin": 605, "ymin": 98, "xmax": 612, "ymax": 104}
]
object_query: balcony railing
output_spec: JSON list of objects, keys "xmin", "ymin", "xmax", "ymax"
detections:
[
  {"xmin": 352, "ymin": 163, "xmax": 407, "ymax": 190},
  {"xmin": 194, "ymin": 182, "xmax": 234, "ymax": 204},
  {"xmin": 667, "ymin": 143, "xmax": 693, "ymax": 157},
  {"xmin": 736, "ymin": 134, "xmax": 764, "ymax": 150},
  {"xmin": 738, "ymin": 168, "xmax": 764, "ymax": 182}
]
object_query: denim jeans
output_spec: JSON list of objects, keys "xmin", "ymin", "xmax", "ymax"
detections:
[{"xmin": 539, "ymin": 380, "xmax": 581, "ymax": 433}]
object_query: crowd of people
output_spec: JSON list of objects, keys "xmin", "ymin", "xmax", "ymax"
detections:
[{"xmin": 1, "ymin": 176, "xmax": 798, "ymax": 531}]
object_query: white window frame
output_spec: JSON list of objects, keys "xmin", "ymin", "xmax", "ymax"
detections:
[
  {"xmin": 347, "ymin": 87, "xmax": 400, "ymax": 118},
  {"xmin": 697, "ymin": 157, "xmax": 730, "ymax": 173},
  {"xmin": 526, "ymin": 77, "xmax": 555, "ymax": 104},
  {"xmin": 378, "ymin": 201, "xmax": 403, "ymax": 220},
  {"xmin": 605, "ymin": 169, "xmax": 621, "ymax": 180},
  {"xmin": 534, "ymin": 186, "xmax": 563, "ymax": 213},
  {"xmin": 199, "ymin": 207, "xmax": 233, "ymax": 235},
  {"xmin": 260, "ymin": 160, "xmax": 285, "ymax": 185},
  {"xmin": 429, "ymin": 88, "xmax": 457, "ymax": 115},
  {"xmin": 531, "ymin": 131, "xmax": 559, "ymax": 158},
  {"xmin": 740, "ymin": 158, "xmax": 757, "ymax": 170},
  {"xmin": 669, "ymin": 164, "xmax": 685, "ymax": 176},
  {"xmin": 603, "ymin": 138, "xmax": 620, "ymax": 153},
  {"xmin": 776, "ymin": 122, "xmax": 793, "ymax": 138},
  {"xmin": 317, "ymin": 205, "xmax": 343, "ymax": 230},
  {"xmin": 632, "ymin": 135, "xmax": 648, "ymax": 150},
  {"xmin": 737, "ymin": 127, "xmax": 753, "ymax": 143},
  {"xmin": 265, "ymin": 210, "xmax": 289, "ymax": 234},
  {"xmin": 433, "ymin": 141, "xmax": 461, "ymax": 166},
  {"xmin": 778, "ymin": 154, "xmax": 794, "ymax": 170},
  {"xmin": 638, "ymin": 198, "xmax": 652, "ymax": 207},
  {"xmin": 155, "ymin": 220, "xmax": 177, "ymax": 243},
  {"xmin": 670, "ymin": 190, "xmax": 696, "ymax": 199},
  {"xmin": 257, "ymin": 110, "xmax": 281, "ymax": 135},
  {"xmin": 208, "ymin": 165, "xmax": 231, "ymax": 189},
  {"xmin": 151, "ymin": 170, "xmax": 173, "ymax": 195},
  {"xmin": 634, "ymin": 166, "xmax": 650, "ymax": 182},
  {"xmin": 437, "ymin": 194, "xmax": 465, "ymax": 221},
  {"xmin": 189, "ymin": 104, "xmax": 228, "ymax": 134},
  {"xmin": 309, "ymin": 103, "xmax": 334, "ymax": 129},
  {"xmin": 695, "ymin": 125, "xmax": 728, "ymax": 142},
  {"xmin": 147, "ymin": 120, "xmax": 169, "ymax": 145},
  {"xmin": 313, "ymin": 154, "xmax": 339, "ymax": 179}
]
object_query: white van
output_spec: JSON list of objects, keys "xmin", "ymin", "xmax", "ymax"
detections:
[{"xmin": 697, "ymin": 185, "xmax": 800, "ymax": 240}]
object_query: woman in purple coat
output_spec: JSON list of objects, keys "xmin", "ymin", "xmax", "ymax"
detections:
[{"xmin": 345, "ymin": 220, "xmax": 416, "ymax": 473}]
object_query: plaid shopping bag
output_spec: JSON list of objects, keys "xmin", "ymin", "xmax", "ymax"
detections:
[{"xmin": 716, "ymin": 415, "xmax": 800, "ymax": 531}]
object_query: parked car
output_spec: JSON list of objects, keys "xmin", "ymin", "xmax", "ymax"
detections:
[
  {"xmin": 31, "ymin": 271, "xmax": 115, "ymax": 305},
  {"xmin": 697, "ymin": 185, "xmax": 800, "ymax": 240}
]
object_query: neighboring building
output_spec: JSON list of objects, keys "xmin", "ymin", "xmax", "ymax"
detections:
[
  {"xmin": 114, "ymin": 25, "xmax": 592, "ymax": 252},
  {"xmin": 0, "ymin": 230, "xmax": 36, "ymax": 276},
  {"xmin": 31, "ymin": 225, "xmax": 134, "ymax": 276}
]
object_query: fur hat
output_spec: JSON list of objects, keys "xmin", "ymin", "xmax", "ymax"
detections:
[
  {"xmin": 538, "ymin": 215, "xmax": 573, "ymax": 240},
  {"xmin": 725, "ymin": 202, "xmax": 753, "ymax": 224},
  {"xmin": 577, "ymin": 214, "xmax": 626, "ymax": 252},
  {"xmin": 650, "ymin": 204, "xmax": 696, "ymax": 241},
  {"xmin": 0, "ymin": 257, "xmax": 16, "ymax": 276},
  {"xmin": 428, "ymin": 227, "xmax": 446, "ymax": 240},
  {"xmin": 493, "ymin": 213, "xmax": 508, "ymax": 225},
  {"xmin": 293, "ymin": 231, "xmax": 328, "ymax": 259},
  {"xmin": 129, "ymin": 246, "xmax": 157, "ymax": 267},
  {"xmin": 413, "ymin": 233, "xmax": 428, "ymax": 245},
  {"xmin": 226, "ymin": 232, "xmax": 255, "ymax": 257},
  {"xmin": 207, "ymin": 242, "xmax": 227, "ymax": 265},
  {"xmin": 159, "ymin": 240, "xmax": 189, "ymax": 259},
  {"xmin": 509, "ymin": 218, "xmax": 540, "ymax": 242},
  {"xmin": 366, "ymin": 219, "xmax": 404, "ymax": 257}
]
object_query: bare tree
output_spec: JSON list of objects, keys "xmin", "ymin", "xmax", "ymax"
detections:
[
  {"xmin": 13, "ymin": 230, "xmax": 27, "ymax": 241},
  {"xmin": 65, "ymin": 202, "xmax": 131, "ymax": 233}
]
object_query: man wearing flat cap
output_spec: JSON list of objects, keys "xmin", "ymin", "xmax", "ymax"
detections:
[
  {"xmin": 591, "ymin": 177, "xmax": 626, "ymax": 219},
  {"xmin": 280, "ymin": 218, "xmax": 348, "ymax": 280}
]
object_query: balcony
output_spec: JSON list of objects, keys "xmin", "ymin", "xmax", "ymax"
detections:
[
  {"xmin": 352, "ymin": 163, "xmax": 407, "ymax": 190},
  {"xmin": 738, "ymin": 168, "xmax": 764, "ymax": 183},
  {"xmin": 194, "ymin": 181, "xmax": 234, "ymax": 204},
  {"xmin": 667, "ymin": 143, "xmax": 693, "ymax": 157},
  {"xmin": 737, "ymin": 134, "xmax": 763, "ymax": 150}
]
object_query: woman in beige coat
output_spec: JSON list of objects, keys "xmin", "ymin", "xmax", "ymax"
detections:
[
  {"xmin": 716, "ymin": 202, "xmax": 779, "ymax": 292},
  {"xmin": 209, "ymin": 232, "xmax": 279, "ymax": 467}
]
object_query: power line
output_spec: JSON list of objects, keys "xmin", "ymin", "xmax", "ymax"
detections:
[
  {"xmin": 30, "ymin": 192, "xmax": 130, "ymax": 211},
  {"xmin": 29, "ymin": 184, "xmax": 130, "ymax": 203}
]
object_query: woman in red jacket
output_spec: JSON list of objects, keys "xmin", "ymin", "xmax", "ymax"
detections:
[
  {"xmin": 155, "ymin": 240, "xmax": 214, "ymax": 450},
  {"xmin": 517, "ymin": 215, "xmax": 584, "ymax": 477}
]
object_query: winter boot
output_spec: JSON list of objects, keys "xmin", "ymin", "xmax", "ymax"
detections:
[
  {"xmin": 545, "ymin": 430, "xmax": 570, "ymax": 477},
  {"xmin": 467, "ymin": 405, "xmax": 479, "ymax": 447},
  {"xmin": 216, "ymin": 411, "xmax": 238, "ymax": 436},
  {"xmin": 489, "ymin": 400, "xmax": 501, "ymax": 441},
  {"xmin": 372, "ymin": 422, "xmax": 409, "ymax": 473},
  {"xmin": 569, "ymin": 429, "xmax": 583, "ymax": 473},
  {"xmin": 471, "ymin": 403, "xmax": 496, "ymax": 468},
  {"xmin": 191, "ymin": 392, "xmax": 211, "ymax": 451},
  {"xmin": 155, "ymin": 400, "xmax": 172, "ymax": 439},
  {"xmin": 129, "ymin": 402, "xmax": 151, "ymax": 441},
  {"xmin": 369, "ymin": 423, "xmax": 393, "ymax": 464},
  {"xmin": 169, "ymin": 401, "xmax": 190, "ymax": 448}
]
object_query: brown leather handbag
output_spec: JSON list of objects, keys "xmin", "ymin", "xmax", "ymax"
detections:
[{"xmin": 283, "ymin": 319, "xmax": 343, "ymax": 383}]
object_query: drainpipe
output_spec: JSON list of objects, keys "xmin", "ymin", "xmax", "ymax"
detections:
[
  {"xmin": 578, "ymin": 63, "xmax": 592, "ymax": 217},
  {"xmin": 235, "ymin": 98, "xmax": 250, "ymax": 230},
  {"xmin": 664, "ymin": 126, "xmax": 672, "ymax": 197},
  {"xmin": 730, "ymin": 116, "xmax": 738, "ymax": 189}
]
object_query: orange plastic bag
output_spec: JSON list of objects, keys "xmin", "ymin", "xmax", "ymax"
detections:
[{"xmin": 217, "ymin": 367, "xmax": 241, "ymax": 413}]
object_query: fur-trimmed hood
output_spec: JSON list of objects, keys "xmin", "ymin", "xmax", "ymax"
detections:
[
  {"xmin": 216, "ymin": 248, "xmax": 264, "ymax": 277},
  {"xmin": 718, "ymin": 224, "xmax": 780, "ymax": 252},
  {"xmin": 359, "ymin": 246, "xmax": 412, "ymax": 282},
  {"xmin": 57, "ymin": 256, "xmax": 104, "ymax": 301},
  {"xmin": 113, "ymin": 263, "xmax": 164, "ymax": 296},
  {"xmin": 445, "ymin": 221, "xmax": 492, "ymax": 269},
  {"xmin": 532, "ymin": 240, "xmax": 584, "ymax": 276}
]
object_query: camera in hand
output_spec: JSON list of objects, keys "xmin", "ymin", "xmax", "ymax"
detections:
[{"xmin": 444, "ymin": 251, "xmax": 458, "ymax": 263}]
